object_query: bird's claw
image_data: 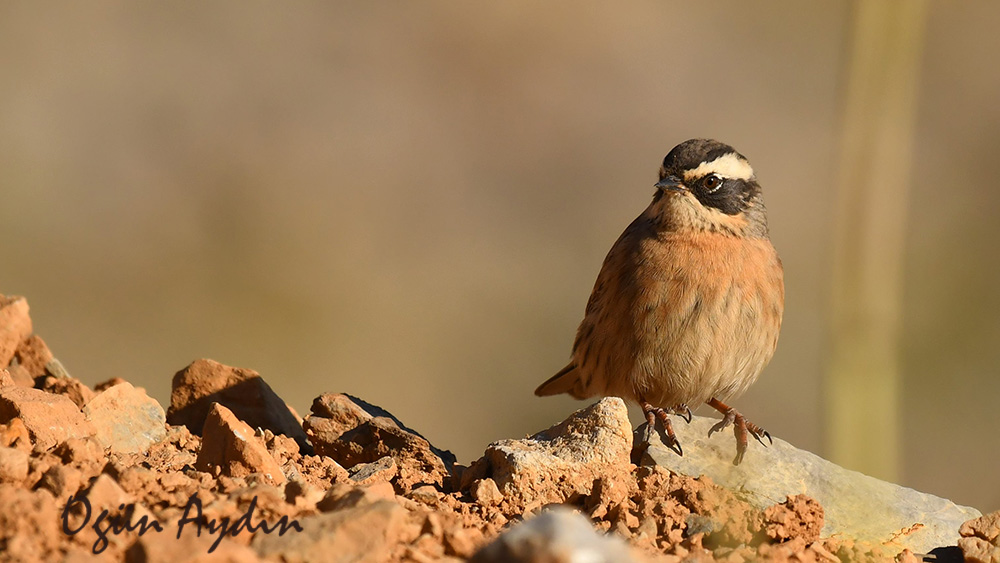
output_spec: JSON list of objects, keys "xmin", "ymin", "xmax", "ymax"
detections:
[
  {"xmin": 749, "ymin": 428, "xmax": 772, "ymax": 447},
  {"xmin": 705, "ymin": 398, "xmax": 773, "ymax": 466},
  {"xmin": 663, "ymin": 435, "xmax": 683, "ymax": 456},
  {"xmin": 677, "ymin": 404, "xmax": 693, "ymax": 424},
  {"xmin": 747, "ymin": 423, "xmax": 772, "ymax": 448},
  {"xmin": 640, "ymin": 400, "xmax": 685, "ymax": 457}
]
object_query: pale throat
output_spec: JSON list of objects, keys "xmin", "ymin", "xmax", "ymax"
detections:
[{"xmin": 648, "ymin": 193, "xmax": 760, "ymax": 238}]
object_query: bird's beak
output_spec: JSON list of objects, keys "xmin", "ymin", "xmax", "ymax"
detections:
[{"xmin": 655, "ymin": 175, "xmax": 686, "ymax": 193}]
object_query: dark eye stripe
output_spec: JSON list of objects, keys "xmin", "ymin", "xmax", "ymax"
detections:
[{"xmin": 691, "ymin": 177, "xmax": 751, "ymax": 215}]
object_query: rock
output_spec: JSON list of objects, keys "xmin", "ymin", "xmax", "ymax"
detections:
[
  {"xmin": 196, "ymin": 403, "xmax": 286, "ymax": 486},
  {"xmin": 961, "ymin": 537, "xmax": 1000, "ymax": 563},
  {"xmin": 0, "ymin": 295, "xmax": 32, "ymax": 368},
  {"xmin": 348, "ymin": 455, "xmax": 398, "ymax": 485},
  {"xmin": 0, "ymin": 446, "xmax": 29, "ymax": 483},
  {"xmin": 12, "ymin": 335, "xmax": 52, "ymax": 378},
  {"xmin": 167, "ymin": 359, "xmax": 311, "ymax": 452},
  {"xmin": 44, "ymin": 358, "xmax": 72, "ymax": 379},
  {"xmin": 84, "ymin": 473, "xmax": 134, "ymax": 508},
  {"xmin": 83, "ymin": 382, "xmax": 167, "ymax": 454},
  {"xmin": 308, "ymin": 393, "xmax": 381, "ymax": 434},
  {"xmin": 252, "ymin": 500, "xmax": 410, "ymax": 562},
  {"xmin": 94, "ymin": 377, "xmax": 128, "ymax": 393},
  {"xmin": 13, "ymin": 338, "xmax": 51, "ymax": 380},
  {"xmin": 54, "ymin": 436, "xmax": 105, "ymax": 464},
  {"xmin": 961, "ymin": 511, "xmax": 1000, "ymax": 545},
  {"xmin": 311, "ymin": 414, "xmax": 453, "ymax": 490},
  {"xmin": 642, "ymin": 415, "xmax": 982, "ymax": 553},
  {"xmin": 470, "ymin": 478, "xmax": 503, "ymax": 507},
  {"xmin": 318, "ymin": 482, "xmax": 396, "ymax": 512},
  {"xmin": 472, "ymin": 398, "xmax": 633, "ymax": 513},
  {"xmin": 0, "ymin": 369, "xmax": 12, "ymax": 387},
  {"xmin": 0, "ymin": 385, "xmax": 95, "ymax": 450},
  {"xmin": 470, "ymin": 507, "xmax": 638, "ymax": 563},
  {"xmin": 959, "ymin": 511, "xmax": 1000, "ymax": 563},
  {"xmin": 4, "ymin": 364, "xmax": 34, "ymax": 387},
  {"xmin": 0, "ymin": 417, "xmax": 31, "ymax": 452},
  {"xmin": 407, "ymin": 484, "xmax": 441, "ymax": 504},
  {"xmin": 305, "ymin": 393, "xmax": 457, "ymax": 467},
  {"xmin": 35, "ymin": 374, "xmax": 95, "ymax": 408}
]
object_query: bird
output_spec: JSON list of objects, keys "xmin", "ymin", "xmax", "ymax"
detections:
[{"xmin": 535, "ymin": 139, "xmax": 784, "ymax": 465}]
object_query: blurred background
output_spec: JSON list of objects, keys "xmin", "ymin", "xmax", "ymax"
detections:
[{"xmin": 1, "ymin": 2, "xmax": 997, "ymax": 511}]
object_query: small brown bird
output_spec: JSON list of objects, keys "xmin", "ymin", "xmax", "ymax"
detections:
[{"xmin": 535, "ymin": 139, "xmax": 784, "ymax": 465}]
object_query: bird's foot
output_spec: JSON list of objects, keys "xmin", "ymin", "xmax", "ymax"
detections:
[
  {"xmin": 640, "ymin": 400, "xmax": 684, "ymax": 456},
  {"xmin": 706, "ymin": 397, "xmax": 772, "ymax": 465}
]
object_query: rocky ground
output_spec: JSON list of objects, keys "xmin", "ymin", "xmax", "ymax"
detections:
[{"xmin": 1, "ymin": 292, "xmax": 997, "ymax": 563}]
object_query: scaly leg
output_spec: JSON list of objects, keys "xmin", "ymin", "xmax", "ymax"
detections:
[
  {"xmin": 706, "ymin": 397, "xmax": 772, "ymax": 465},
  {"xmin": 640, "ymin": 400, "xmax": 686, "ymax": 456}
]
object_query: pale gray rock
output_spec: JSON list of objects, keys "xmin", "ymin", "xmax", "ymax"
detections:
[
  {"xmin": 474, "ymin": 397, "xmax": 632, "ymax": 512},
  {"xmin": 348, "ymin": 455, "xmax": 397, "ymax": 484},
  {"xmin": 83, "ymin": 382, "xmax": 166, "ymax": 454},
  {"xmin": 471, "ymin": 507, "xmax": 637, "ymax": 563},
  {"xmin": 642, "ymin": 415, "xmax": 981, "ymax": 554}
]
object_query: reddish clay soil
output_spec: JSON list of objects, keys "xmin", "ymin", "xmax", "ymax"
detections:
[{"xmin": 0, "ymin": 294, "xmax": 990, "ymax": 562}]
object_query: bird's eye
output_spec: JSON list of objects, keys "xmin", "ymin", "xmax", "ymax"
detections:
[{"xmin": 703, "ymin": 175, "xmax": 723, "ymax": 192}]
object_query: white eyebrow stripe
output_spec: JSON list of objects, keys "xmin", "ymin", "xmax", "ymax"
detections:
[{"xmin": 682, "ymin": 153, "xmax": 754, "ymax": 182}]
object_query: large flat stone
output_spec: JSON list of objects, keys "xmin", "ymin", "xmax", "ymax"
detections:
[{"xmin": 642, "ymin": 415, "xmax": 981, "ymax": 554}]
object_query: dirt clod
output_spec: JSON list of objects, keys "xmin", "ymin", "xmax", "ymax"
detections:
[
  {"xmin": 763, "ymin": 494, "xmax": 824, "ymax": 544},
  {"xmin": 959, "ymin": 510, "xmax": 1000, "ymax": 563}
]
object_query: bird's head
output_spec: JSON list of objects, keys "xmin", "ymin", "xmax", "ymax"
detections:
[{"xmin": 651, "ymin": 139, "xmax": 769, "ymax": 238}]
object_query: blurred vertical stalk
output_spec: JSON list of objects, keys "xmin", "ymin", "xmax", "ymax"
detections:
[{"xmin": 827, "ymin": 0, "xmax": 929, "ymax": 481}]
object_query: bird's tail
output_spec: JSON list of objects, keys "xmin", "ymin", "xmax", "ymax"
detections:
[{"xmin": 534, "ymin": 363, "xmax": 587, "ymax": 398}]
